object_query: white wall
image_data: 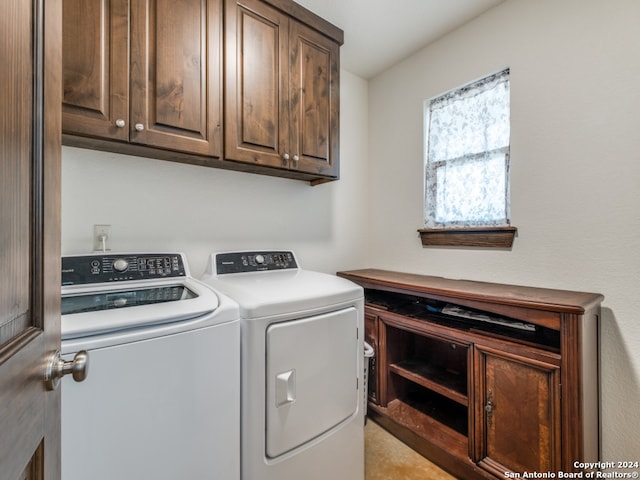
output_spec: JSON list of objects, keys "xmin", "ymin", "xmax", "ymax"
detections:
[
  {"xmin": 368, "ymin": 0, "xmax": 640, "ymax": 463},
  {"xmin": 61, "ymin": 69, "xmax": 369, "ymax": 277}
]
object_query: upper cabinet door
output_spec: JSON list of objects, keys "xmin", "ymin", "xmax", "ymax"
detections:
[
  {"xmin": 62, "ymin": 0, "xmax": 129, "ymax": 141},
  {"xmin": 225, "ymin": 0, "xmax": 289, "ymax": 169},
  {"xmin": 130, "ymin": 0, "xmax": 223, "ymax": 157},
  {"xmin": 289, "ymin": 20, "xmax": 339, "ymax": 178}
]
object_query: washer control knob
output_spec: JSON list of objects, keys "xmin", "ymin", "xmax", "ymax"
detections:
[
  {"xmin": 254, "ymin": 254, "xmax": 265, "ymax": 265},
  {"xmin": 112, "ymin": 258, "xmax": 129, "ymax": 272}
]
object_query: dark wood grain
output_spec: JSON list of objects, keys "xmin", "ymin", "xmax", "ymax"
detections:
[
  {"xmin": 339, "ymin": 268, "xmax": 603, "ymax": 325},
  {"xmin": 474, "ymin": 344, "xmax": 561, "ymax": 476},
  {"xmin": 225, "ymin": 0, "xmax": 290, "ymax": 168},
  {"xmin": 346, "ymin": 269, "xmax": 602, "ymax": 479},
  {"xmin": 62, "ymin": 0, "xmax": 129, "ymax": 141},
  {"xmin": 289, "ymin": 19, "xmax": 339, "ymax": 177},
  {"xmin": 1, "ymin": 0, "xmax": 62, "ymax": 478},
  {"xmin": 130, "ymin": 0, "xmax": 223, "ymax": 157},
  {"xmin": 62, "ymin": 0, "xmax": 342, "ymax": 184},
  {"xmin": 260, "ymin": 0, "xmax": 344, "ymax": 44},
  {"xmin": 224, "ymin": 0, "xmax": 340, "ymax": 177},
  {"xmin": 418, "ymin": 226, "xmax": 518, "ymax": 248},
  {"xmin": 1, "ymin": 0, "xmax": 33, "ymax": 347}
]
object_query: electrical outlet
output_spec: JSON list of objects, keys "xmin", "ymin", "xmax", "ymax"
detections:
[{"xmin": 93, "ymin": 224, "xmax": 112, "ymax": 251}]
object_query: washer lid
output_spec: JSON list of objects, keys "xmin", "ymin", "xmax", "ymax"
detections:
[
  {"xmin": 202, "ymin": 269, "xmax": 363, "ymax": 319},
  {"xmin": 61, "ymin": 278, "xmax": 220, "ymax": 340},
  {"xmin": 61, "ymin": 284, "xmax": 198, "ymax": 315}
]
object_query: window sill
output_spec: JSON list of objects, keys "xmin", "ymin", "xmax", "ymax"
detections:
[{"xmin": 417, "ymin": 226, "xmax": 517, "ymax": 248}]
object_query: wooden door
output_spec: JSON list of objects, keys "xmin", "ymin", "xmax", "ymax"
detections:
[
  {"xmin": 289, "ymin": 20, "xmax": 339, "ymax": 177},
  {"xmin": 130, "ymin": 0, "xmax": 223, "ymax": 157},
  {"xmin": 225, "ymin": 0, "xmax": 290, "ymax": 169},
  {"xmin": 0, "ymin": 0, "xmax": 62, "ymax": 479},
  {"xmin": 62, "ymin": 0, "xmax": 129, "ymax": 141},
  {"xmin": 473, "ymin": 344, "xmax": 561, "ymax": 477}
]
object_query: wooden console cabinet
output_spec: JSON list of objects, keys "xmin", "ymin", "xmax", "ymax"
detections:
[{"xmin": 338, "ymin": 269, "xmax": 603, "ymax": 480}]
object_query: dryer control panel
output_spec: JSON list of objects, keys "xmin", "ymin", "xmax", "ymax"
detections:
[
  {"xmin": 62, "ymin": 253, "xmax": 187, "ymax": 285},
  {"xmin": 216, "ymin": 251, "xmax": 298, "ymax": 274}
]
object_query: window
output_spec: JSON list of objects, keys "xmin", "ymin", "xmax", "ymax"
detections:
[{"xmin": 424, "ymin": 69, "xmax": 511, "ymax": 229}]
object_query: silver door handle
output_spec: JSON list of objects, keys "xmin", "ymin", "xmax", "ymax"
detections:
[{"xmin": 45, "ymin": 349, "xmax": 89, "ymax": 391}]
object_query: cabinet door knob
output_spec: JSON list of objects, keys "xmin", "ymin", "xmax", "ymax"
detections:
[
  {"xmin": 283, "ymin": 153, "xmax": 290, "ymax": 161},
  {"xmin": 115, "ymin": 119, "xmax": 125, "ymax": 128},
  {"xmin": 135, "ymin": 123, "xmax": 145, "ymax": 131},
  {"xmin": 292, "ymin": 154, "xmax": 299, "ymax": 164}
]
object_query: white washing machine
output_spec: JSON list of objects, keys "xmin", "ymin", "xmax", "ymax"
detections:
[
  {"xmin": 201, "ymin": 251, "xmax": 365, "ymax": 480},
  {"xmin": 60, "ymin": 253, "xmax": 240, "ymax": 480}
]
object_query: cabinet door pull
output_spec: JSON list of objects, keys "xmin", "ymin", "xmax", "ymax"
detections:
[{"xmin": 485, "ymin": 389, "xmax": 494, "ymax": 427}]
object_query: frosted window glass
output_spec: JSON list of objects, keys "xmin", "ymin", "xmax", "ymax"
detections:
[
  {"xmin": 434, "ymin": 151, "xmax": 507, "ymax": 224},
  {"xmin": 425, "ymin": 69, "xmax": 510, "ymax": 228}
]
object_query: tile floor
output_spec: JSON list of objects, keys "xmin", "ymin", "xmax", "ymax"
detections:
[{"xmin": 364, "ymin": 420, "xmax": 457, "ymax": 480}]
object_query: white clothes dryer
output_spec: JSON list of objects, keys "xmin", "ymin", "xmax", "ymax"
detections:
[{"xmin": 201, "ymin": 251, "xmax": 365, "ymax": 480}]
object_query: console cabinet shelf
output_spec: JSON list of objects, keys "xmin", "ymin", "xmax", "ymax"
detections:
[
  {"xmin": 389, "ymin": 360, "xmax": 468, "ymax": 406},
  {"xmin": 338, "ymin": 269, "xmax": 603, "ymax": 480}
]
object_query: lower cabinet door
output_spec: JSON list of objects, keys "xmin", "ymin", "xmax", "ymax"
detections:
[{"xmin": 473, "ymin": 344, "xmax": 561, "ymax": 477}]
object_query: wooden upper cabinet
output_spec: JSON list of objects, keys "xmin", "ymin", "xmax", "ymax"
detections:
[
  {"xmin": 130, "ymin": 0, "xmax": 222, "ymax": 156},
  {"xmin": 62, "ymin": 0, "xmax": 342, "ymax": 182},
  {"xmin": 62, "ymin": 0, "xmax": 223, "ymax": 158},
  {"xmin": 225, "ymin": 0, "xmax": 289, "ymax": 169},
  {"xmin": 289, "ymin": 20, "xmax": 339, "ymax": 177},
  {"xmin": 225, "ymin": 0, "xmax": 340, "ymax": 178},
  {"xmin": 62, "ymin": 0, "xmax": 129, "ymax": 141}
]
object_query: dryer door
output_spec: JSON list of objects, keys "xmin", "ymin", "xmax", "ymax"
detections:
[{"xmin": 265, "ymin": 307, "xmax": 359, "ymax": 458}]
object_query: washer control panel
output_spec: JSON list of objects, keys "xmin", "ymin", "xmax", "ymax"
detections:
[
  {"xmin": 216, "ymin": 251, "xmax": 298, "ymax": 274},
  {"xmin": 62, "ymin": 253, "xmax": 187, "ymax": 285}
]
